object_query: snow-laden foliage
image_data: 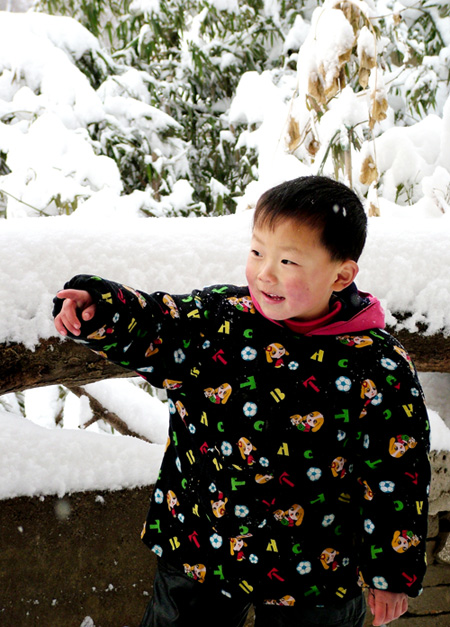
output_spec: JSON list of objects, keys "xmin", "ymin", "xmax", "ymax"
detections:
[{"xmin": 0, "ymin": 0, "xmax": 445, "ymax": 219}]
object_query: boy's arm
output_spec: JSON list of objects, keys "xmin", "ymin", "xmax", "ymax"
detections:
[
  {"xmin": 53, "ymin": 274, "xmax": 197, "ymax": 385},
  {"xmin": 353, "ymin": 339, "xmax": 431, "ymax": 599}
]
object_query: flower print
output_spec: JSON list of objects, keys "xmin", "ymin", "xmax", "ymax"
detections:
[
  {"xmin": 168, "ymin": 399, "xmax": 176, "ymax": 414},
  {"xmin": 188, "ymin": 424, "xmax": 196, "ymax": 434},
  {"xmin": 371, "ymin": 393, "xmax": 383, "ymax": 406},
  {"xmin": 411, "ymin": 387, "xmax": 420, "ymax": 397},
  {"xmin": 243, "ymin": 402, "xmax": 258, "ymax": 417},
  {"xmin": 296, "ymin": 561, "xmax": 312, "ymax": 575},
  {"xmin": 335, "ymin": 376, "xmax": 352, "ymax": 392},
  {"xmin": 372, "ymin": 576, "xmax": 388, "ymax": 590},
  {"xmin": 152, "ymin": 544, "xmax": 163, "ymax": 557},
  {"xmin": 364, "ymin": 519, "xmax": 375, "ymax": 534},
  {"xmin": 178, "ymin": 513, "xmax": 185, "ymax": 523},
  {"xmin": 249, "ymin": 554, "xmax": 259, "ymax": 564},
  {"xmin": 154, "ymin": 489, "xmax": 164, "ymax": 504},
  {"xmin": 381, "ymin": 357, "xmax": 397, "ymax": 371},
  {"xmin": 210, "ymin": 533, "xmax": 223, "ymax": 549},
  {"xmin": 234, "ymin": 505, "xmax": 250, "ymax": 518},
  {"xmin": 363, "ymin": 434, "xmax": 370, "ymax": 449},
  {"xmin": 379, "ymin": 480, "xmax": 395, "ymax": 493},
  {"xmin": 259, "ymin": 457, "xmax": 270, "ymax": 467},
  {"xmin": 221, "ymin": 441, "xmax": 233, "ymax": 456},
  {"xmin": 307, "ymin": 467, "xmax": 322, "ymax": 481},
  {"xmin": 137, "ymin": 366, "xmax": 154, "ymax": 373},
  {"xmin": 342, "ymin": 558, "xmax": 350, "ymax": 567},
  {"xmin": 202, "ymin": 340, "xmax": 211, "ymax": 349},
  {"xmin": 209, "ymin": 483, "xmax": 217, "ymax": 493},
  {"xmin": 174, "ymin": 348, "xmax": 186, "ymax": 363},
  {"xmin": 241, "ymin": 346, "xmax": 257, "ymax": 361},
  {"xmin": 175, "ymin": 457, "xmax": 182, "ymax": 473},
  {"xmin": 337, "ymin": 430, "xmax": 346, "ymax": 441},
  {"xmin": 288, "ymin": 361, "xmax": 299, "ymax": 370},
  {"xmin": 322, "ymin": 514, "xmax": 335, "ymax": 527}
]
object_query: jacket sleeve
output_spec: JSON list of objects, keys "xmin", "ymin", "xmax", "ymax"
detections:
[
  {"xmin": 52, "ymin": 274, "xmax": 207, "ymax": 388},
  {"xmin": 352, "ymin": 337, "xmax": 431, "ymax": 597}
]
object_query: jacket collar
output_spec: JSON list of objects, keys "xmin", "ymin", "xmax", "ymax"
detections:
[{"xmin": 248, "ymin": 283, "xmax": 385, "ymax": 336}]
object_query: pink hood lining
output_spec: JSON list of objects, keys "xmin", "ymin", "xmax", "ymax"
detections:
[
  {"xmin": 248, "ymin": 287, "xmax": 385, "ymax": 336},
  {"xmin": 306, "ymin": 293, "xmax": 385, "ymax": 336}
]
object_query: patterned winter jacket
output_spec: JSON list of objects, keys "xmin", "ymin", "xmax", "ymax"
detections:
[{"xmin": 54, "ymin": 275, "xmax": 431, "ymax": 607}]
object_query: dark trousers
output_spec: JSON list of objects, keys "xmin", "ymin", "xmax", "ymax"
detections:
[{"xmin": 140, "ymin": 559, "xmax": 367, "ymax": 627}]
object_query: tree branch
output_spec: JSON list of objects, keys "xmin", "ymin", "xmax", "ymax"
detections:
[
  {"xmin": 67, "ymin": 385, "xmax": 151, "ymax": 442},
  {"xmin": 0, "ymin": 327, "xmax": 449, "ymax": 398}
]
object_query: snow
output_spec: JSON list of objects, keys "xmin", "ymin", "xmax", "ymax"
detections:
[
  {"xmin": 0, "ymin": 408, "xmax": 164, "ymax": 500},
  {"xmin": 0, "ymin": 6, "xmax": 449, "ymax": 501}
]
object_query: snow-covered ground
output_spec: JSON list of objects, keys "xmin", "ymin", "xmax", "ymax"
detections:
[{"xmin": 0, "ymin": 6, "xmax": 449, "ymax": 500}]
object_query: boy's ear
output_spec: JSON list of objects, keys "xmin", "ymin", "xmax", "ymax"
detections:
[{"xmin": 333, "ymin": 260, "xmax": 359, "ymax": 292}]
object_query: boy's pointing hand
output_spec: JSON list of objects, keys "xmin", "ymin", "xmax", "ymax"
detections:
[{"xmin": 54, "ymin": 289, "xmax": 96, "ymax": 337}]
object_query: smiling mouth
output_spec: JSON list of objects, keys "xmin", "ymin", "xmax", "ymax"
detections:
[{"xmin": 262, "ymin": 291, "xmax": 285, "ymax": 302}]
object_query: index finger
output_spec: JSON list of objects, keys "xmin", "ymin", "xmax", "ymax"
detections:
[{"xmin": 56, "ymin": 289, "xmax": 86, "ymax": 302}]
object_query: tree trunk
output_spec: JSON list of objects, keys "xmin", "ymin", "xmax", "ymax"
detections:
[{"xmin": 0, "ymin": 329, "xmax": 449, "ymax": 397}]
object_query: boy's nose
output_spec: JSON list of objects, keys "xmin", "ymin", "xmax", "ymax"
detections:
[{"xmin": 258, "ymin": 263, "xmax": 277, "ymax": 283}]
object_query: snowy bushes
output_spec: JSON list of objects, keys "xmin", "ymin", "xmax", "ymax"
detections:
[{"xmin": 1, "ymin": 1, "xmax": 449, "ymax": 218}]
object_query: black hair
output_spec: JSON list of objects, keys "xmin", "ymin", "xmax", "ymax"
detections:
[{"xmin": 253, "ymin": 176, "xmax": 367, "ymax": 262}]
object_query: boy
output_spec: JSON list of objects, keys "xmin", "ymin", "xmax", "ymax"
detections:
[{"xmin": 54, "ymin": 176, "xmax": 430, "ymax": 627}]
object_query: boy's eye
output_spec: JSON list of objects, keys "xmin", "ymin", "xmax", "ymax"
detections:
[
  {"xmin": 281, "ymin": 259, "xmax": 296, "ymax": 265},
  {"xmin": 252, "ymin": 249, "xmax": 262, "ymax": 257}
]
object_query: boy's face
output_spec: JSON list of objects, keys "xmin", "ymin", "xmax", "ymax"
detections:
[{"xmin": 246, "ymin": 218, "xmax": 357, "ymax": 322}]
